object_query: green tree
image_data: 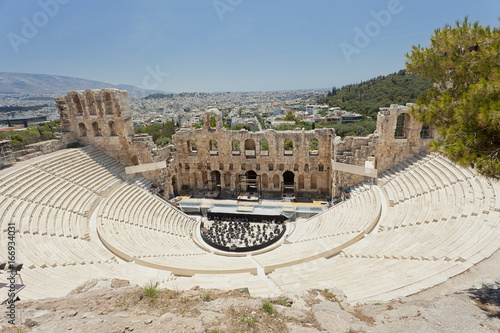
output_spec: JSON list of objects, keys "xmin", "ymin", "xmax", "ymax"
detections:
[
  {"xmin": 155, "ymin": 137, "xmax": 171, "ymax": 147},
  {"xmin": 406, "ymin": 17, "xmax": 500, "ymax": 178},
  {"xmin": 209, "ymin": 116, "xmax": 216, "ymax": 128},
  {"xmin": 284, "ymin": 111, "xmax": 296, "ymax": 122}
]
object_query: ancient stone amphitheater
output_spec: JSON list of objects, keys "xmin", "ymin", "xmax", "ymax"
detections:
[{"xmin": 1, "ymin": 145, "xmax": 499, "ymax": 303}]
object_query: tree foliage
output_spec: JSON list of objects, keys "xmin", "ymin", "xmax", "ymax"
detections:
[
  {"xmin": 272, "ymin": 119, "xmax": 376, "ymax": 138},
  {"xmin": 406, "ymin": 17, "xmax": 500, "ymax": 178},
  {"xmin": 0, "ymin": 120, "xmax": 61, "ymax": 151},
  {"xmin": 284, "ymin": 111, "xmax": 296, "ymax": 122},
  {"xmin": 134, "ymin": 121, "xmax": 177, "ymax": 147},
  {"xmin": 320, "ymin": 70, "xmax": 432, "ymax": 119}
]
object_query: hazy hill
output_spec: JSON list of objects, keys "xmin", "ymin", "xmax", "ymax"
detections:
[
  {"xmin": 320, "ymin": 70, "xmax": 432, "ymax": 119},
  {"xmin": 0, "ymin": 72, "xmax": 165, "ymax": 97}
]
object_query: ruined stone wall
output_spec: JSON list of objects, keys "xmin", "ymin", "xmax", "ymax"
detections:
[
  {"xmin": 55, "ymin": 89, "xmax": 153, "ymax": 167},
  {"xmin": 375, "ymin": 104, "xmax": 436, "ymax": 173},
  {"xmin": 332, "ymin": 134, "xmax": 379, "ymax": 198},
  {"xmin": 55, "ymin": 90, "xmax": 438, "ymax": 201},
  {"xmin": 172, "ymin": 109, "xmax": 334, "ymax": 198},
  {"xmin": 329, "ymin": 104, "xmax": 437, "ymax": 198},
  {"xmin": 12, "ymin": 134, "xmax": 71, "ymax": 162}
]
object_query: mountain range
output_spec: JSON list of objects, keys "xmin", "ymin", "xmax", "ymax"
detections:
[{"xmin": 0, "ymin": 72, "xmax": 166, "ymax": 97}]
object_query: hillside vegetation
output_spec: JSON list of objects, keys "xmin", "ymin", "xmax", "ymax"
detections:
[
  {"xmin": 320, "ymin": 70, "xmax": 432, "ymax": 119},
  {"xmin": 0, "ymin": 120, "xmax": 61, "ymax": 151}
]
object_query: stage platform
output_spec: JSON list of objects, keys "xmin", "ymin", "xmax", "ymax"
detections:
[{"xmin": 177, "ymin": 197, "xmax": 328, "ymax": 221}]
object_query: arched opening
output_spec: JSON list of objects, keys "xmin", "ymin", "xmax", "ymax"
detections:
[
  {"xmin": 309, "ymin": 138, "xmax": 319, "ymax": 155},
  {"xmin": 262, "ymin": 174, "xmax": 268, "ymax": 188},
  {"xmin": 245, "ymin": 170, "xmax": 257, "ymax": 192},
  {"xmin": 245, "ymin": 139, "xmax": 256, "ymax": 158},
  {"xmin": 311, "ymin": 174, "xmax": 317, "ymax": 190},
  {"xmin": 245, "ymin": 139, "xmax": 255, "ymax": 150},
  {"xmin": 92, "ymin": 122, "xmax": 101, "ymax": 136},
  {"xmin": 78, "ymin": 123, "xmax": 87, "ymax": 137},
  {"xmin": 115, "ymin": 103, "xmax": 121, "ymax": 117},
  {"xmin": 395, "ymin": 113, "xmax": 410, "ymax": 138},
  {"xmin": 273, "ymin": 174, "xmax": 279, "ymax": 189},
  {"xmin": 284, "ymin": 139, "xmax": 293, "ymax": 155},
  {"xmin": 210, "ymin": 139, "xmax": 218, "ymax": 155},
  {"xmin": 209, "ymin": 115, "xmax": 216, "ymax": 129},
  {"xmin": 298, "ymin": 175, "xmax": 304, "ymax": 189},
  {"xmin": 260, "ymin": 138, "xmax": 269, "ymax": 156},
  {"xmin": 224, "ymin": 173, "xmax": 231, "ymax": 187},
  {"xmin": 103, "ymin": 92, "xmax": 113, "ymax": 115},
  {"xmin": 420, "ymin": 125, "xmax": 432, "ymax": 138},
  {"xmin": 318, "ymin": 164, "xmax": 324, "ymax": 172},
  {"xmin": 73, "ymin": 94, "xmax": 84, "ymax": 115},
  {"xmin": 108, "ymin": 121, "xmax": 117, "ymax": 136},
  {"xmin": 210, "ymin": 170, "xmax": 221, "ymax": 190},
  {"xmin": 210, "ymin": 139, "xmax": 218, "ymax": 150},
  {"xmin": 283, "ymin": 171, "xmax": 295, "ymax": 186},
  {"xmin": 85, "ymin": 91, "xmax": 97, "ymax": 115},
  {"xmin": 188, "ymin": 140, "xmax": 197, "ymax": 153},
  {"xmin": 232, "ymin": 139, "xmax": 240, "ymax": 154},
  {"xmin": 172, "ymin": 176, "xmax": 178, "ymax": 196},
  {"xmin": 131, "ymin": 155, "xmax": 140, "ymax": 165}
]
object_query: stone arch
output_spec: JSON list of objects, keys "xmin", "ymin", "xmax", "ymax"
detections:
[
  {"xmin": 188, "ymin": 140, "xmax": 197, "ymax": 153},
  {"xmin": 92, "ymin": 122, "xmax": 101, "ymax": 136},
  {"xmin": 262, "ymin": 174, "xmax": 268, "ymax": 188},
  {"xmin": 85, "ymin": 91, "xmax": 97, "ymax": 115},
  {"xmin": 131, "ymin": 155, "xmax": 140, "ymax": 165},
  {"xmin": 72, "ymin": 93, "xmax": 84, "ymax": 115},
  {"xmin": 244, "ymin": 139, "xmax": 256, "ymax": 150},
  {"xmin": 211, "ymin": 170, "xmax": 221, "ymax": 189},
  {"xmin": 318, "ymin": 163, "xmax": 324, "ymax": 172},
  {"xmin": 309, "ymin": 138, "xmax": 318, "ymax": 154},
  {"xmin": 420, "ymin": 125, "xmax": 431, "ymax": 138},
  {"xmin": 395, "ymin": 113, "xmax": 410, "ymax": 138},
  {"xmin": 260, "ymin": 138, "xmax": 269, "ymax": 150},
  {"xmin": 102, "ymin": 91, "xmax": 114, "ymax": 115},
  {"xmin": 108, "ymin": 121, "xmax": 117, "ymax": 136},
  {"xmin": 78, "ymin": 123, "xmax": 87, "ymax": 137},
  {"xmin": 245, "ymin": 170, "xmax": 257, "ymax": 191},
  {"xmin": 210, "ymin": 139, "xmax": 218, "ymax": 151},
  {"xmin": 283, "ymin": 171, "xmax": 295, "ymax": 185},
  {"xmin": 311, "ymin": 174, "xmax": 317, "ymax": 189},
  {"xmin": 298, "ymin": 175, "xmax": 304, "ymax": 189},
  {"xmin": 273, "ymin": 174, "xmax": 280, "ymax": 189},
  {"xmin": 284, "ymin": 139, "xmax": 293, "ymax": 155},
  {"xmin": 232, "ymin": 139, "xmax": 240, "ymax": 151},
  {"xmin": 204, "ymin": 110, "xmax": 223, "ymax": 130},
  {"xmin": 209, "ymin": 115, "xmax": 216, "ymax": 129}
]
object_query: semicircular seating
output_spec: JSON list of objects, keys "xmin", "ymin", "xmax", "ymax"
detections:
[{"xmin": 0, "ymin": 147, "xmax": 498, "ymax": 303}]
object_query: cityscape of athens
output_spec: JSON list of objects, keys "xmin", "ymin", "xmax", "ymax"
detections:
[{"xmin": 0, "ymin": 1, "xmax": 499, "ymax": 332}]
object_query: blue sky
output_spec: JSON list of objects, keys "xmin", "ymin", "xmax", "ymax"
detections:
[{"xmin": 0, "ymin": 0, "xmax": 499, "ymax": 92}]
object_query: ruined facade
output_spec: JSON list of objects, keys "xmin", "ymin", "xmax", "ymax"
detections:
[
  {"xmin": 55, "ymin": 89, "xmax": 154, "ymax": 166},
  {"xmin": 56, "ymin": 89, "xmax": 437, "ymax": 200},
  {"xmin": 172, "ymin": 109, "xmax": 334, "ymax": 198}
]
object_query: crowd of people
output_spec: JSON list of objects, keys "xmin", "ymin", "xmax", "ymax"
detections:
[{"xmin": 202, "ymin": 220, "xmax": 285, "ymax": 250}]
